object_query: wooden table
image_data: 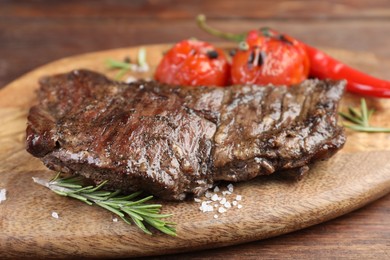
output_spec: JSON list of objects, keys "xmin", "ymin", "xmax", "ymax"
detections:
[{"xmin": 1, "ymin": 1, "xmax": 389, "ymax": 258}]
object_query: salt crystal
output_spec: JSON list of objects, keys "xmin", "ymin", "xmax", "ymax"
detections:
[
  {"xmin": 232, "ymin": 201, "xmax": 238, "ymax": 206},
  {"xmin": 205, "ymin": 191, "xmax": 212, "ymax": 198},
  {"xmin": 51, "ymin": 212, "xmax": 59, "ymax": 219},
  {"xmin": 214, "ymin": 214, "xmax": 219, "ymax": 219},
  {"xmin": 201, "ymin": 201, "xmax": 211, "ymax": 209},
  {"xmin": 194, "ymin": 198, "xmax": 201, "ymax": 203},
  {"xmin": 222, "ymin": 191, "xmax": 231, "ymax": 196},
  {"xmin": 213, "ymin": 186, "xmax": 220, "ymax": 192},
  {"xmin": 236, "ymin": 195, "xmax": 242, "ymax": 201},
  {"xmin": 204, "ymin": 205, "xmax": 213, "ymax": 212},
  {"xmin": 200, "ymin": 201, "xmax": 214, "ymax": 212},
  {"xmin": 113, "ymin": 218, "xmax": 118, "ymax": 222},
  {"xmin": 227, "ymin": 183, "xmax": 234, "ymax": 192},
  {"xmin": 218, "ymin": 207, "xmax": 227, "ymax": 213},
  {"xmin": 214, "ymin": 204, "xmax": 219, "ymax": 207},
  {"xmin": 219, "ymin": 198, "xmax": 227, "ymax": 205},
  {"xmin": 224, "ymin": 202, "xmax": 231, "ymax": 208},
  {"xmin": 238, "ymin": 204, "xmax": 243, "ymax": 209},
  {"xmin": 0, "ymin": 189, "xmax": 6, "ymax": 204},
  {"xmin": 211, "ymin": 194, "xmax": 220, "ymax": 201}
]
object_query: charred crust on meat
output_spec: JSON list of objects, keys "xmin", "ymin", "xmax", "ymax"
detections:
[{"xmin": 26, "ymin": 70, "xmax": 346, "ymax": 200}]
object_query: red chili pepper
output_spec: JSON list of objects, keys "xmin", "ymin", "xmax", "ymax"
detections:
[{"xmin": 304, "ymin": 45, "xmax": 390, "ymax": 98}]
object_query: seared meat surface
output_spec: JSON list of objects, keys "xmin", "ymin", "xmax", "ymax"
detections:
[{"xmin": 26, "ymin": 70, "xmax": 346, "ymax": 200}]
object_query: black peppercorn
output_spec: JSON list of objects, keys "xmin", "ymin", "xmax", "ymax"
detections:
[
  {"xmin": 206, "ymin": 50, "xmax": 219, "ymax": 59},
  {"xmin": 277, "ymin": 34, "xmax": 293, "ymax": 45}
]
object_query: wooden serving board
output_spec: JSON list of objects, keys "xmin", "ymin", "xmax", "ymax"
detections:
[{"xmin": 0, "ymin": 44, "xmax": 389, "ymax": 258}]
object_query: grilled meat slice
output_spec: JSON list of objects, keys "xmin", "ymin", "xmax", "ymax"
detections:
[{"xmin": 26, "ymin": 70, "xmax": 346, "ymax": 200}]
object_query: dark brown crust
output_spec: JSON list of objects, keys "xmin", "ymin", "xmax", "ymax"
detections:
[{"xmin": 26, "ymin": 69, "xmax": 346, "ymax": 200}]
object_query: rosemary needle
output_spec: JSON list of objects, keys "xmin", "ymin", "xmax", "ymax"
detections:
[
  {"xmin": 105, "ymin": 47, "xmax": 149, "ymax": 80},
  {"xmin": 339, "ymin": 98, "xmax": 390, "ymax": 133},
  {"xmin": 33, "ymin": 173, "xmax": 176, "ymax": 236}
]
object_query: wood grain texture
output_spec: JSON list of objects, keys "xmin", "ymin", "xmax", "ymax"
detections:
[
  {"xmin": 2, "ymin": 0, "xmax": 390, "ymax": 19},
  {"xmin": 1, "ymin": 1, "xmax": 390, "ymax": 258},
  {"xmin": 0, "ymin": 45, "xmax": 389, "ymax": 258}
]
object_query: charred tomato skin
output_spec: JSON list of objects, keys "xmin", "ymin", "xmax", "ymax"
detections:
[
  {"xmin": 155, "ymin": 39, "xmax": 230, "ymax": 87},
  {"xmin": 231, "ymin": 30, "xmax": 310, "ymax": 86}
]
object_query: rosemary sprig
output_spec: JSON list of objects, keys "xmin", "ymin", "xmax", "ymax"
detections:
[
  {"xmin": 105, "ymin": 47, "xmax": 149, "ymax": 80},
  {"xmin": 339, "ymin": 98, "xmax": 390, "ymax": 133},
  {"xmin": 33, "ymin": 173, "xmax": 176, "ymax": 236}
]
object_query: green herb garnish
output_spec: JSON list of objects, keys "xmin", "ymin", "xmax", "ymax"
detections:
[
  {"xmin": 33, "ymin": 173, "xmax": 176, "ymax": 236},
  {"xmin": 339, "ymin": 98, "xmax": 390, "ymax": 132},
  {"xmin": 105, "ymin": 47, "xmax": 149, "ymax": 80}
]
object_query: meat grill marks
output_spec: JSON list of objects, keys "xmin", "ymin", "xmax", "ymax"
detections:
[{"xmin": 26, "ymin": 70, "xmax": 346, "ymax": 200}]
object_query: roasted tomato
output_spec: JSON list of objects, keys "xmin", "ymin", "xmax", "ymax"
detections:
[
  {"xmin": 231, "ymin": 30, "xmax": 309, "ymax": 86},
  {"xmin": 155, "ymin": 39, "xmax": 230, "ymax": 86}
]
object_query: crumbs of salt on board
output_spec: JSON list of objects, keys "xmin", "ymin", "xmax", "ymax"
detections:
[
  {"xmin": 0, "ymin": 189, "xmax": 6, "ymax": 204},
  {"xmin": 197, "ymin": 183, "xmax": 243, "ymax": 218}
]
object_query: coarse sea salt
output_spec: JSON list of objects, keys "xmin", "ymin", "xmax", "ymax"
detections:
[
  {"xmin": 199, "ymin": 201, "xmax": 214, "ymax": 212},
  {"xmin": 113, "ymin": 218, "xmax": 118, "ymax": 222},
  {"xmin": 51, "ymin": 212, "xmax": 59, "ymax": 219},
  {"xmin": 224, "ymin": 202, "xmax": 231, "ymax": 208},
  {"xmin": 227, "ymin": 183, "xmax": 234, "ymax": 192},
  {"xmin": 0, "ymin": 189, "xmax": 6, "ymax": 204},
  {"xmin": 218, "ymin": 207, "xmax": 227, "ymax": 213},
  {"xmin": 211, "ymin": 194, "xmax": 220, "ymax": 201},
  {"xmin": 222, "ymin": 191, "xmax": 231, "ymax": 196},
  {"xmin": 196, "ymin": 183, "xmax": 243, "ymax": 216}
]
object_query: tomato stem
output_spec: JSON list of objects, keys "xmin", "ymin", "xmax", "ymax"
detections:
[
  {"xmin": 259, "ymin": 27, "xmax": 273, "ymax": 37},
  {"xmin": 196, "ymin": 14, "xmax": 246, "ymax": 42}
]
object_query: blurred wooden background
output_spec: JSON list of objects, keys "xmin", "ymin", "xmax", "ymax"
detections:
[{"xmin": 1, "ymin": 0, "xmax": 389, "ymax": 258}]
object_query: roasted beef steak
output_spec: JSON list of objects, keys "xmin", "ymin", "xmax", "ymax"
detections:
[{"xmin": 26, "ymin": 70, "xmax": 346, "ymax": 200}]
